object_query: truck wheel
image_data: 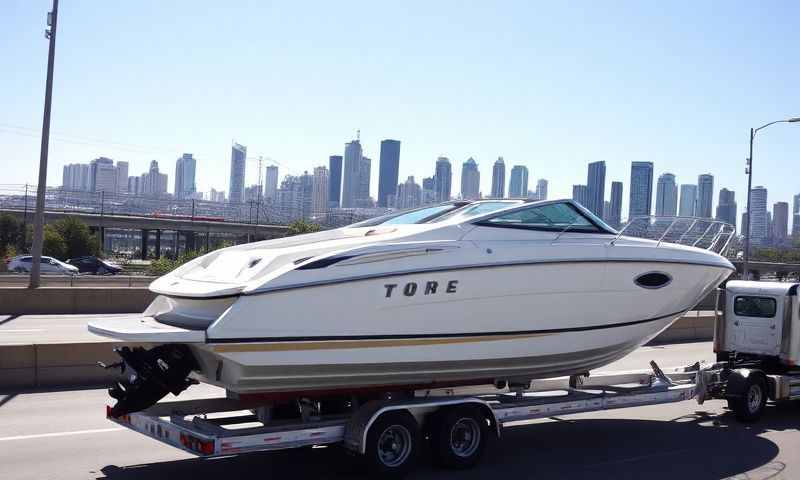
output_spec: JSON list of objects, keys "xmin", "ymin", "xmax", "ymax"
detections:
[
  {"xmin": 730, "ymin": 376, "xmax": 767, "ymax": 422},
  {"xmin": 432, "ymin": 406, "xmax": 488, "ymax": 469},
  {"xmin": 364, "ymin": 410, "xmax": 420, "ymax": 477}
]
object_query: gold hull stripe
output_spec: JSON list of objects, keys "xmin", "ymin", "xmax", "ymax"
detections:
[{"xmin": 212, "ymin": 332, "xmax": 554, "ymax": 353}]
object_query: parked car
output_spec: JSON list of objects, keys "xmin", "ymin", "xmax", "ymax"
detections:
[
  {"xmin": 6, "ymin": 255, "xmax": 79, "ymax": 275},
  {"xmin": 66, "ymin": 256, "xmax": 123, "ymax": 275}
]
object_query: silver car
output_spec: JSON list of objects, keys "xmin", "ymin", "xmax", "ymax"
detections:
[{"xmin": 6, "ymin": 255, "xmax": 80, "ymax": 275}]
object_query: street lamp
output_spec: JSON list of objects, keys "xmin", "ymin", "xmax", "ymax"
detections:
[{"xmin": 742, "ymin": 116, "xmax": 800, "ymax": 279}]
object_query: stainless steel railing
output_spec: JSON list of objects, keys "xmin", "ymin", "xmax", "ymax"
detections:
[{"xmin": 611, "ymin": 216, "xmax": 736, "ymax": 255}]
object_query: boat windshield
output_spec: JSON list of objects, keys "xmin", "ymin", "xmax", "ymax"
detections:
[
  {"xmin": 429, "ymin": 201, "xmax": 524, "ymax": 223},
  {"xmin": 347, "ymin": 203, "xmax": 463, "ymax": 227}
]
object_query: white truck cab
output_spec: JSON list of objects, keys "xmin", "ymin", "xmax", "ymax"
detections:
[{"xmin": 715, "ymin": 280, "xmax": 800, "ymax": 365}]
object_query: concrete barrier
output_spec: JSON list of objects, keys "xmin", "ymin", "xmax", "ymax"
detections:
[
  {"xmin": 650, "ymin": 311, "xmax": 716, "ymax": 344},
  {"xmin": 0, "ymin": 287, "xmax": 156, "ymax": 315}
]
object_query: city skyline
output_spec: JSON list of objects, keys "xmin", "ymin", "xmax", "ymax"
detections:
[{"xmin": 2, "ymin": 2, "xmax": 798, "ymax": 222}]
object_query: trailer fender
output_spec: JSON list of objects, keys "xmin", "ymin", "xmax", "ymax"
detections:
[{"xmin": 725, "ymin": 369, "xmax": 767, "ymax": 399}]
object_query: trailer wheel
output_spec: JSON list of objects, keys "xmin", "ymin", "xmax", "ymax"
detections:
[
  {"xmin": 364, "ymin": 410, "xmax": 420, "ymax": 477},
  {"xmin": 432, "ymin": 406, "xmax": 488, "ymax": 469},
  {"xmin": 730, "ymin": 375, "xmax": 767, "ymax": 422}
]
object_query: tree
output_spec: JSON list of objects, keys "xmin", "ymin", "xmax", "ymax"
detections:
[
  {"xmin": 52, "ymin": 217, "xmax": 100, "ymax": 259},
  {"xmin": 286, "ymin": 219, "xmax": 321, "ymax": 237},
  {"xmin": 42, "ymin": 224, "xmax": 66, "ymax": 259},
  {"xmin": 0, "ymin": 214, "xmax": 24, "ymax": 252}
]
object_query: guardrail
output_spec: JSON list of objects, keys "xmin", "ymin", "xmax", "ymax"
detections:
[{"xmin": 0, "ymin": 274, "xmax": 155, "ymax": 288}]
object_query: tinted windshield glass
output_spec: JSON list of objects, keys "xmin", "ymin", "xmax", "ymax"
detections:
[
  {"xmin": 348, "ymin": 204, "xmax": 459, "ymax": 227},
  {"xmin": 480, "ymin": 202, "xmax": 602, "ymax": 232},
  {"xmin": 430, "ymin": 201, "xmax": 521, "ymax": 223}
]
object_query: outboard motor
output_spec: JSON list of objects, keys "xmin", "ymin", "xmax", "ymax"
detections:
[{"xmin": 102, "ymin": 344, "xmax": 198, "ymax": 417}]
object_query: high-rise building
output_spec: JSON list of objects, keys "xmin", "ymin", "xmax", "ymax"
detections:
[
  {"xmin": 421, "ymin": 177, "xmax": 436, "ymax": 205},
  {"xmin": 228, "ymin": 143, "xmax": 247, "ymax": 204},
  {"xmin": 629, "ymin": 162, "xmax": 654, "ymax": 218},
  {"xmin": 341, "ymin": 139, "xmax": 362, "ymax": 208},
  {"xmin": 244, "ymin": 184, "xmax": 263, "ymax": 203},
  {"xmin": 793, "ymin": 193, "xmax": 800, "ymax": 237},
  {"xmin": 608, "ymin": 181, "xmax": 623, "ymax": 229},
  {"xmin": 655, "ymin": 173, "xmax": 678, "ymax": 216},
  {"xmin": 90, "ymin": 157, "xmax": 118, "ymax": 193},
  {"xmin": 534, "ymin": 179, "xmax": 548, "ymax": 201},
  {"xmin": 357, "ymin": 156, "xmax": 372, "ymax": 207},
  {"xmin": 572, "ymin": 185, "xmax": 588, "ymax": 207},
  {"xmin": 328, "ymin": 155, "xmax": 342, "ymax": 208},
  {"xmin": 138, "ymin": 160, "xmax": 168, "ymax": 197},
  {"xmin": 586, "ymin": 161, "xmax": 606, "ymax": 217},
  {"xmin": 460, "ymin": 157, "xmax": 480, "ymax": 200},
  {"xmin": 679, "ymin": 184, "xmax": 697, "ymax": 217},
  {"xmin": 174, "ymin": 153, "xmax": 196, "ymax": 199},
  {"xmin": 715, "ymin": 188, "xmax": 737, "ymax": 227},
  {"xmin": 749, "ymin": 186, "xmax": 768, "ymax": 246},
  {"xmin": 773, "ymin": 202, "xmax": 789, "ymax": 243},
  {"xmin": 490, "ymin": 157, "xmax": 506, "ymax": 198},
  {"xmin": 377, "ymin": 140, "xmax": 401, "ymax": 207},
  {"xmin": 434, "ymin": 157, "xmax": 452, "ymax": 202},
  {"xmin": 311, "ymin": 166, "xmax": 330, "ymax": 215},
  {"xmin": 395, "ymin": 176, "xmax": 422, "ymax": 209},
  {"xmin": 508, "ymin": 165, "xmax": 529, "ymax": 198},
  {"xmin": 264, "ymin": 165, "xmax": 279, "ymax": 203},
  {"xmin": 62, "ymin": 163, "xmax": 90, "ymax": 191},
  {"xmin": 116, "ymin": 161, "xmax": 129, "ymax": 193},
  {"xmin": 209, "ymin": 188, "xmax": 225, "ymax": 203},
  {"xmin": 697, "ymin": 174, "xmax": 714, "ymax": 218}
]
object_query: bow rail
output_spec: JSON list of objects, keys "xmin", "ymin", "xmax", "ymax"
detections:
[{"xmin": 610, "ymin": 216, "xmax": 736, "ymax": 255}]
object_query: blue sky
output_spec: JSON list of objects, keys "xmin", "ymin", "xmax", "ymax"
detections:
[{"xmin": 1, "ymin": 1, "xmax": 798, "ymax": 219}]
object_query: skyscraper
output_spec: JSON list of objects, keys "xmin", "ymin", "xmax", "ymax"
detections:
[
  {"xmin": 460, "ymin": 157, "xmax": 480, "ymax": 200},
  {"xmin": 629, "ymin": 162, "xmax": 654, "ymax": 218},
  {"xmin": 174, "ymin": 153, "xmax": 196, "ymax": 199},
  {"xmin": 572, "ymin": 185, "xmax": 588, "ymax": 207},
  {"xmin": 608, "ymin": 181, "xmax": 623, "ymax": 229},
  {"xmin": 395, "ymin": 176, "xmax": 422, "ymax": 209},
  {"xmin": 116, "ymin": 161, "xmax": 129, "ymax": 193},
  {"xmin": 357, "ymin": 156, "xmax": 372, "ymax": 207},
  {"xmin": 508, "ymin": 165, "xmax": 529, "ymax": 198},
  {"xmin": 535, "ymin": 179, "xmax": 548, "ymax": 201},
  {"xmin": 377, "ymin": 139, "xmax": 401, "ymax": 208},
  {"xmin": 586, "ymin": 161, "xmax": 606, "ymax": 217},
  {"xmin": 341, "ymin": 139, "xmax": 362, "ymax": 208},
  {"xmin": 311, "ymin": 166, "xmax": 330, "ymax": 215},
  {"xmin": 749, "ymin": 186, "xmax": 768, "ymax": 246},
  {"xmin": 715, "ymin": 188, "xmax": 737, "ymax": 227},
  {"xmin": 422, "ymin": 177, "xmax": 436, "ymax": 205},
  {"xmin": 793, "ymin": 194, "xmax": 800, "ymax": 237},
  {"xmin": 490, "ymin": 157, "xmax": 506, "ymax": 198},
  {"xmin": 62, "ymin": 163, "xmax": 91, "ymax": 192},
  {"xmin": 655, "ymin": 173, "xmax": 678, "ymax": 216},
  {"xmin": 773, "ymin": 202, "xmax": 789, "ymax": 243},
  {"xmin": 678, "ymin": 184, "xmax": 697, "ymax": 217},
  {"xmin": 228, "ymin": 143, "xmax": 247, "ymax": 204},
  {"xmin": 328, "ymin": 155, "xmax": 342, "ymax": 208},
  {"xmin": 90, "ymin": 157, "xmax": 117, "ymax": 193},
  {"xmin": 140, "ymin": 160, "xmax": 168, "ymax": 197},
  {"xmin": 264, "ymin": 165, "xmax": 279, "ymax": 203},
  {"xmin": 434, "ymin": 157, "xmax": 452, "ymax": 202},
  {"xmin": 697, "ymin": 174, "xmax": 714, "ymax": 218}
]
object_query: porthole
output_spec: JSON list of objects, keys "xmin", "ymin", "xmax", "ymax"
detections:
[{"xmin": 635, "ymin": 272, "xmax": 672, "ymax": 289}]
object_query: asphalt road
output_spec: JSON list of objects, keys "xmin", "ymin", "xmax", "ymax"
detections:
[
  {"xmin": 1, "ymin": 341, "xmax": 798, "ymax": 480},
  {"xmin": 0, "ymin": 314, "xmax": 137, "ymax": 344}
]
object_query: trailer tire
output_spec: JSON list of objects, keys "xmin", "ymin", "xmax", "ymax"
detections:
[
  {"xmin": 730, "ymin": 375, "xmax": 767, "ymax": 422},
  {"xmin": 363, "ymin": 410, "xmax": 420, "ymax": 477},
  {"xmin": 431, "ymin": 406, "xmax": 488, "ymax": 469}
]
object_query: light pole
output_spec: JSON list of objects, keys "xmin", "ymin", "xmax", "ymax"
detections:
[
  {"xmin": 29, "ymin": 0, "xmax": 59, "ymax": 289},
  {"xmin": 742, "ymin": 116, "xmax": 800, "ymax": 279}
]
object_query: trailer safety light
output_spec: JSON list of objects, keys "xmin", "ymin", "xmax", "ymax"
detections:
[
  {"xmin": 180, "ymin": 433, "xmax": 214, "ymax": 455},
  {"xmin": 106, "ymin": 405, "xmax": 130, "ymax": 423}
]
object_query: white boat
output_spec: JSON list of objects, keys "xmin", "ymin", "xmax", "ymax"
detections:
[{"xmin": 88, "ymin": 199, "xmax": 735, "ymax": 415}]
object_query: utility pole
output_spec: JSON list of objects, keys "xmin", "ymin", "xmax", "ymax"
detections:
[
  {"xmin": 29, "ymin": 0, "xmax": 59, "ymax": 289},
  {"xmin": 742, "ymin": 128, "xmax": 754, "ymax": 280}
]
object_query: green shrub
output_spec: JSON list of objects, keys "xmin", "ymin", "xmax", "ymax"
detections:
[{"xmin": 286, "ymin": 219, "xmax": 321, "ymax": 237}]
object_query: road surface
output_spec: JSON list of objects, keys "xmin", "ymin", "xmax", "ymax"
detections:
[{"xmin": 1, "ymin": 341, "xmax": 798, "ymax": 480}]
